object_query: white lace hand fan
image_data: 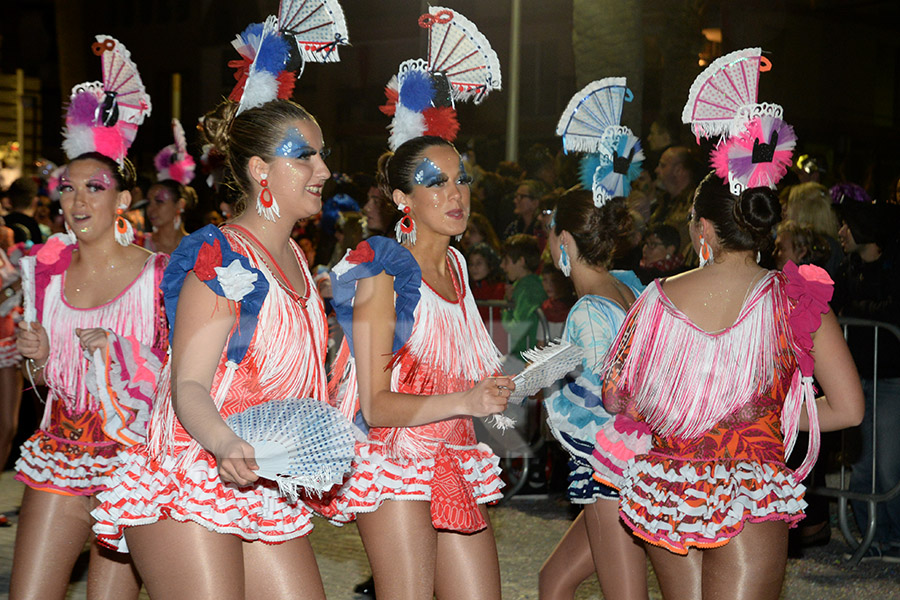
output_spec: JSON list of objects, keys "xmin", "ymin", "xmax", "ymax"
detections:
[
  {"xmin": 556, "ymin": 77, "xmax": 631, "ymax": 154},
  {"xmin": 509, "ymin": 340, "xmax": 584, "ymax": 405},
  {"xmin": 95, "ymin": 35, "xmax": 152, "ymax": 147},
  {"xmin": 225, "ymin": 397, "xmax": 357, "ymax": 501},
  {"xmin": 278, "ymin": 0, "xmax": 349, "ymax": 64},
  {"xmin": 681, "ymin": 47, "xmax": 779, "ymax": 139},
  {"xmin": 423, "ymin": 6, "xmax": 502, "ymax": 104}
]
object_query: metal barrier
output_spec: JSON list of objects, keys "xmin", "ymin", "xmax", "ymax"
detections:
[
  {"xmin": 812, "ymin": 317, "xmax": 900, "ymax": 565},
  {"xmin": 474, "ymin": 299, "xmax": 554, "ymax": 500}
]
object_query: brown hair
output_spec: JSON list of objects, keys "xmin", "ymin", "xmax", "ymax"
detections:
[
  {"xmin": 502, "ymin": 234, "xmax": 542, "ymax": 272},
  {"xmin": 552, "ymin": 189, "xmax": 629, "ymax": 268},
  {"xmin": 201, "ymin": 99, "xmax": 316, "ymax": 214},
  {"xmin": 693, "ymin": 171, "xmax": 781, "ymax": 254}
]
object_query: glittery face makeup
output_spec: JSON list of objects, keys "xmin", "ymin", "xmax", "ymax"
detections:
[
  {"xmin": 458, "ymin": 158, "xmax": 470, "ymax": 183},
  {"xmin": 413, "ymin": 157, "xmax": 445, "ymax": 187},
  {"xmin": 58, "ymin": 160, "xmax": 121, "ymax": 238},
  {"xmin": 274, "ymin": 127, "xmax": 316, "ymax": 159}
]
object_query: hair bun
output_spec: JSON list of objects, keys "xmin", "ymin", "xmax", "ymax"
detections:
[
  {"xmin": 735, "ymin": 186, "xmax": 780, "ymax": 244},
  {"xmin": 200, "ymin": 100, "xmax": 239, "ymax": 158}
]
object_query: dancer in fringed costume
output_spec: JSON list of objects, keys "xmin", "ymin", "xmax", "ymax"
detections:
[
  {"xmin": 325, "ymin": 7, "xmax": 513, "ymax": 598},
  {"xmin": 138, "ymin": 118, "xmax": 198, "ymax": 255},
  {"xmin": 540, "ymin": 79, "xmax": 651, "ymax": 600},
  {"xmin": 10, "ymin": 35, "xmax": 161, "ymax": 599},
  {"xmin": 595, "ymin": 48, "xmax": 865, "ymax": 600},
  {"xmin": 91, "ymin": 11, "xmax": 349, "ymax": 599}
]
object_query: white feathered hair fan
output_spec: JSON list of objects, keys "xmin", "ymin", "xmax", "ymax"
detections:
[
  {"xmin": 225, "ymin": 397, "xmax": 358, "ymax": 501},
  {"xmin": 555, "ymin": 78, "xmax": 644, "ymax": 207}
]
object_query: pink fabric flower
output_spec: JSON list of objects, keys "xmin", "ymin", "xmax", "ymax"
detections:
[
  {"xmin": 783, "ymin": 261, "xmax": 834, "ymax": 375},
  {"xmin": 35, "ymin": 237, "xmax": 66, "ymax": 265}
]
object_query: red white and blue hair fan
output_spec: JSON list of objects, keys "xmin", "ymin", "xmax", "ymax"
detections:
[
  {"xmin": 381, "ymin": 6, "xmax": 503, "ymax": 151},
  {"xmin": 62, "ymin": 35, "xmax": 152, "ymax": 164},
  {"xmin": 682, "ymin": 47, "xmax": 795, "ymax": 194},
  {"xmin": 555, "ymin": 78, "xmax": 644, "ymax": 207},
  {"xmin": 154, "ymin": 118, "xmax": 196, "ymax": 185},
  {"xmin": 278, "ymin": 0, "xmax": 350, "ymax": 75}
]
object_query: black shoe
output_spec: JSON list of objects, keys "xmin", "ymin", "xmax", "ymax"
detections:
[{"xmin": 354, "ymin": 576, "xmax": 375, "ymax": 598}]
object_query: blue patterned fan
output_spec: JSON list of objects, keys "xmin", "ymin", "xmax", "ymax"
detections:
[
  {"xmin": 226, "ymin": 397, "xmax": 357, "ymax": 500},
  {"xmin": 556, "ymin": 77, "xmax": 632, "ymax": 154}
]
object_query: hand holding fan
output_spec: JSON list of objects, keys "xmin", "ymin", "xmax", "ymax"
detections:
[
  {"xmin": 225, "ymin": 397, "xmax": 357, "ymax": 501},
  {"xmin": 509, "ymin": 340, "xmax": 584, "ymax": 405}
]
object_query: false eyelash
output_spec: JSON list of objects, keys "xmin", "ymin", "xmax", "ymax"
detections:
[
  {"xmin": 458, "ymin": 175, "xmax": 474, "ymax": 185},
  {"xmin": 319, "ymin": 147, "xmax": 332, "ymax": 159}
]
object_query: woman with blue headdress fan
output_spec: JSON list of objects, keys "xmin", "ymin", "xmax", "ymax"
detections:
[
  {"xmin": 91, "ymin": 15, "xmax": 347, "ymax": 599},
  {"xmin": 10, "ymin": 35, "xmax": 162, "ymax": 599},
  {"xmin": 326, "ymin": 7, "xmax": 513, "ymax": 598}
]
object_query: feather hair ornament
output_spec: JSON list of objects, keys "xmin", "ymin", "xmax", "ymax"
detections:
[
  {"xmin": 709, "ymin": 114, "xmax": 797, "ymax": 195},
  {"xmin": 381, "ymin": 7, "xmax": 501, "ymax": 150},
  {"xmin": 509, "ymin": 340, "xmax": 584, "ymax": 405},
  {"xmin": 154, "ymin": 118, "xmax": 196, "ymax": 185},
  {"xmin": 229, "ymin": 16, "xmax": 295, "ymax": 115},
  {"xmin": 557, "ymin": 78, "xmax": 642, "ymax": 207},
  {"xmin": 62, "ymin": 35, "xmax": 152, "ymax": 164}
]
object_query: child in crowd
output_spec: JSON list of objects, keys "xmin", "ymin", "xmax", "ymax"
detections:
[
  {"xmin": 540, "ymin": 261, "xmax": 576, "ymax": 340},
  {"xmin": 500, "ymin": 234, "xmax": 547, "ymax": 359}
]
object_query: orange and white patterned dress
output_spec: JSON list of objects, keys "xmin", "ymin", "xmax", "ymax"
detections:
[
  {"xmin": 15, "ymin": 237, "xmax": 168, "ymax": 496},
  {"xmin": 92, "ymin": 225, "xmax": 330, "ymax": 551},
  {"xmin": 327, "ymin": 237, "xmax": 504, "ymax": 533},
  {"xmin": 600, "ymin": 264, "xmax": 833, "ymax": 555}
]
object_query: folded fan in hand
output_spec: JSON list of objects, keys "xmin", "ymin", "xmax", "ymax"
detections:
[
  {"xmin": 509, "ymin": 340, "xmax": 584, "ymax": 405},
  {"xmin": 225, "ymin": 397, "xmax": 357, "ymax": 501}
]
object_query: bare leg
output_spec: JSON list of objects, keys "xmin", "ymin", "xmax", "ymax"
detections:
[
  {"xmin": 433, "ymin": 505, "xmax": 502, "ymax": 600},
  {"xmin": 125, "ymin": 519, "xmax": 245, "ymax": 600},
  {"xmin": 243, "ymin": 535, "xmax": 326, "ymax": 600},
  {"xmin": 86, "ymin": 495, "xmax": 141, "ymax": 600},
  {"xmin": 538, "ymin": 511, "xmax": 597, "ymax": 599},
  {"xmin": 0, "ymin": 365, "xmax": 22, "ymax": 469},
  {"xmin": 583, "ymin": 499, "xmax": 648, "ymax": 600},
  {"xmin": 10, "ymin": 487, "xmax": 93, "ymax": 600},
  {"xmin": 645, "ymin": 544, "xmax": 703, "ymax": 600},
  {"xmin": 702, "ymin": 521, "xmax": 788, "ymax": 600},
  {"xmin": 356, "ymin": 500, "xmax": 438, "ymax": 600}
]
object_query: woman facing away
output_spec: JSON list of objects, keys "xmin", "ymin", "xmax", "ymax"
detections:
[
  {"xmin": 328, "ymin": 135, "xmax": 515, "ymax": 599},
  {"xmin": 91, "ymin": 98, "xmax": 335, "ymax": 599},
  {"xmin": 538, "ymin": 191, "xmax": 648, "ymax": 600},
  {"xmin": 12, "ymin": 151, "xmax": 168, "ymax": 599},
  {"xmin": 600, "ymin": 172, "xmax": 864, "ymax": 599}
]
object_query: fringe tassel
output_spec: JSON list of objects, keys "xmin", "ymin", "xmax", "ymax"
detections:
[
  {"xmin": 148, "ymin": 352, "xmax": 173, "ymax": 458},
  {"xmin": 176, "ymin": 360, "xmax": 239, "ymax": 472},
  {"xmin": 784, "ymin": 375, "xmax": 820, "ymax": 482},
  {"xmin": 619, "ymin": 274, "xmax": 786, "ymax": 440}
]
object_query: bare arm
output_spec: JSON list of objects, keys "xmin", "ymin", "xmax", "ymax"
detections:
[
  {"xmin": 17, "ymin": 320, "xmax": 48, "ymax": 386},
  {"xmin": 170, "ymin": 273, "xmax": 258, "ymax": 485},
  {"xmin": 353, "ymin": 271, "xmax": 512, "ymax": 428},
  {"xmin": 801, "ymin": 309, "xmax": 865, "ymax": 432}
]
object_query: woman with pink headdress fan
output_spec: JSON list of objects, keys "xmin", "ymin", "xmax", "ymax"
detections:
[
  {"xmin": 10, "ymin": 34, "xmax": 163, "ymax": 599},
  {"xmin": 139, "ymin": 118, "xmax": 199, "ymax": 255},
  {"xmin": 597, "ymin": 50, "xmax": 864, "ymax": 599},
  {"xmin": 90, "ymin": 12, "xmax": 351, "ymax": 599},
  {"xmin": 326, "ymin": 7, "xmax": 511, "ymax": 598}
]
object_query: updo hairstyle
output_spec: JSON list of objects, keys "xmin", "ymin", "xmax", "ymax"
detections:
[
  {"xmin": 693, "ymin": 171, "xmax": 781, "ymax": 254},
  {"xmin": 552, "ymin": 188, "xmax": 629, "ymax": 268},
  {"xmin": 375, "ymin": 136, "xmax": 457, "ymax": 200},
  {"xmin": 70, "ymin": 151, "xmax": 137, "ymax": 191},
  {"xmin": 201, "ymin": 99, "xmax": 315, "ymax": 214}
]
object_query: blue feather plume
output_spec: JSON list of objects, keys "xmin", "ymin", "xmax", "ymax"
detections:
[
  {"xmin": 254, "ymin": 30, "xmax": 290, "ymax": 75},
  {"xmin": 399, "ymin": 70, "xmax": 435, "ymax": 113}
]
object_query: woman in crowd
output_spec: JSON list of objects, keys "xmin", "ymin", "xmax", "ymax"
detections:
[
  {"xmin": 539, "ymin": 191, "xmax": 648, "ymax": 600},
  {"xmin": 12, "ymin": 149, "xmax": 168, "ymax": 598},
  {"xmin": 636, "ymin": 224, "xmax": 686, "ymax": 284},
  {"xmin": 783, "ymin": 182, "xmax": 842, "ymax": 276},
  {"xmin": 92, "ymin": 98, "xmax": 335, "ymax": 599},
  {"xmin": 140, "ymin": 179, "xmax": 197, "ymax": 255},
  {"xmin": 601, "ymin": 173, "xmax": 864, "ymax": 599},
  {"xmin": 329, "ymin": 135, "xmax": 514, "ymax": 599},
  {"xmin": 461, "ymin": 212, "xmax": 501, "ymax": 254}
]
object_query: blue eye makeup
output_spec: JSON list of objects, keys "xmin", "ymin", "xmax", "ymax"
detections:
[
  {"xmin": 413, "ymin": 157, "xmax": 446, "ymax": 187},
  {"xmin": 457, "ymin": 159, "xmax": 473, "ymax": 184},
  {"xmin": 274, "ymin": 127, "xmax": 315, "ymax": 159}
]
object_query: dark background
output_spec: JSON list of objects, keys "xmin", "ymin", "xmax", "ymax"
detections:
[{"xmin": 2, "ymin": 0, "xmax": 900, "ymax": 199}]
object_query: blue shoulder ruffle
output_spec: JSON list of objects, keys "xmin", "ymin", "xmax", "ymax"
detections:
[
  {"xmin": 330, "ymin": 236, "xmax": 421, "ymax": 355},
  {"xmin": 611, "ymin": 269, "xmax": 645, "ymax": 294},
  {"xmin": 161, "ymin": 224, "xmax": 269, "ymax": 365}
]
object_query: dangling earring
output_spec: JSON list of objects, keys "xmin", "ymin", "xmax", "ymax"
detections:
[
  {"xmin": 256, "ymin": 174, "xmax": 280, "ymax": 222},
  {"xmin": 756, "ymin": 251, "xmax": 761, "ymax": 264},
  {"xmin": 699, "ymin": 234, "xmax": 713, "ymax": 268},
  {"xmin": 115, "ymin": 206, "xmax": 134, "ymax": 246},
  {"xmin": 395, "ymin": 205, "xmax": 416, "ymax": 245},
  {"xmin": 454, "ymin": 234, "xmax": 463, "ymax": 242},
  {"xmin": 558, "ymin": 244, "xmax": 571, "ymax": 277},
  {"xmin": 174, "ymin": 212, "xmax": 183, "ymax": 231},
  {"xmin": 62, "ymin": 220, "xmax": 77, "ymax": 244}
]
